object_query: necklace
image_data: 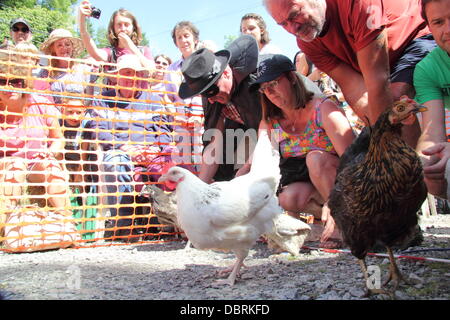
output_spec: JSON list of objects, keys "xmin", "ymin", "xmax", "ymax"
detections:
[
  {"xmin": 291, "ymin": 117, "xmax": 298, "ymax": 131},
  {"xmin": 290, "ymin": 110, "xmax": 300, "ymax": 132}
]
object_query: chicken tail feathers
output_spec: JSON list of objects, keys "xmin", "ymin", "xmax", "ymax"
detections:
[{"xmin": 249, "ymin": 129, "xmax": 281, "ymax": 183}]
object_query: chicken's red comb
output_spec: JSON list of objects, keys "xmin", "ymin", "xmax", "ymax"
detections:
[{"xmin": 161, "ymin": 161, "xmax": 176, "ymax": 175}]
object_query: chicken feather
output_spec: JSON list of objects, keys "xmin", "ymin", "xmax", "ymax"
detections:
[
  {"xmin": 329, "ymin": 98, "xmax": 428, "ymax": 298},
  {"xmin": 158, "ymin": 129, "xmax": 282, "ymax": 285}
]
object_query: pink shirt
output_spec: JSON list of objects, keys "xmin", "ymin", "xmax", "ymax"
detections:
[{"xmin": 0, "ymin": 95, "xmax": 61, "ymax": 160}]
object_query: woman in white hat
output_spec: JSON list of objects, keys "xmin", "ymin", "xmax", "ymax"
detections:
[
  {"xmin": 38, "ymin": 28, "xmax": 92, "ymax": 104},
  {"xmin": 82, "ymin": 53, "xmax": 175, "ymax": 241}
]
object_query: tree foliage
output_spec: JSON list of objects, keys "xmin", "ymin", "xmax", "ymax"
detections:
[
  {"xmin": 94, "ymin": 25, "xmax": 110, "ymax": 49},
  {"xmin": 224, "ymin": 34, "xmax": 238, "ymax": 49},
  {"xmin": 0, "ymin": 0, "xmax": 151, "ymax": 54},
  {"xmin": 0, "ymin": 6, "xmax": 74, "ymax": 48},
  {"xmin": 0, "ymin": 0, "xmax": 36, "ymax": 9},
  {"xmin": 39, "ymin": 0, "xmax": 78, "ymax": 14}
]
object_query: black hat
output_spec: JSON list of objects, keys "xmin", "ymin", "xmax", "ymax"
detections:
[
  {"xmin": 253, "ymin": 54, "xmax": 296, "ymax": 86},
  {"xmin": 10, "ymin": 18, "xmax": 32, "ymax": 32},
  {"xmin": 178, "ymin": 48, "xmax": 231, "ymax": 99}
]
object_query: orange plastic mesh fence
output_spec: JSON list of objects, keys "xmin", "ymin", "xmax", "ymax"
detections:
[{"xmin": 0, "ymin": 49, "xmax": 203, "ymax": 252}]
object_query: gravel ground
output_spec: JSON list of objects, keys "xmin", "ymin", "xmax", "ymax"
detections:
[{"xmin": 0, "ymin": 214, "xmax": 449, "ymax": 301}]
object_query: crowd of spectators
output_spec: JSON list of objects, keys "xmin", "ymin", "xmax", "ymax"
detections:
[{"xmin": 0, "ymin": 0, "xmax": 448, "ymax": 246}]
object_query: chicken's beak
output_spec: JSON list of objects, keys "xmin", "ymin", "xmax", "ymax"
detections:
[{"xmin": 414, "ymin": 104, "xmax": 428, "ymax": 113}]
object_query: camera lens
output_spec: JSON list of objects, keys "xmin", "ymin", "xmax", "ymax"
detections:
[{"xmin": 91, "ymin": 7, "xmax": 101, "ymax": 19}]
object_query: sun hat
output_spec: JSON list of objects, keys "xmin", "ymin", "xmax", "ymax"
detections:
[
  {"xmin": 10, "ymin": 18, "xmax": 32, "ymax": 32},
  {"xmin": 178, "ymin": 48, "xmax": 231, "ymax": 99},
  {"xmin": 40, "ymin": 29, "xmax": 84, "ymax": 57},
  {"xmin": 106, "ymin": 54, "xmax": 150, "ymax": 77}
]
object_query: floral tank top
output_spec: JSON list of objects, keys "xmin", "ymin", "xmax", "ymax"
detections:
[{"xmin": 272, "ymin": 99, "xmax": 336, "ymax": 158}]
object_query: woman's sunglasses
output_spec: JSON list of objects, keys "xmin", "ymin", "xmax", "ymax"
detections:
[
  {"xmin": 11, "ymin": 26, "xmax": 30, "ymax": 33},
  {"xmin": 0, "ymin": 78, "xmax": 26, "ymax": 88}
]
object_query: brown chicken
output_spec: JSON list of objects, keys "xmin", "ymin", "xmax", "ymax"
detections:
[{"xmin": 328, "ymin": 98, "xmax": 428, "ymax": 298}]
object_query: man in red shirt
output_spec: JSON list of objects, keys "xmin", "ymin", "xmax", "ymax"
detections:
[{"xmin": 264, "ymin": 0, "xmax": 435, "ymax": 146}]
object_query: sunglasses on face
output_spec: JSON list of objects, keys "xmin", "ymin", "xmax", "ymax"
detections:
[
  {"xmin": 11, "ymin": 26, "xmax": 30, "ymax": 33},
  {"xmin": 155, "ymin": 60, "xmax": 169, "ymax": 67},
  {"xmin": 0, "ymin": 78, "xmax": 25, "ymax": 88},
  {"xmin": 201, "ymin": 83, "xmax": 220, "ymax": 99}
]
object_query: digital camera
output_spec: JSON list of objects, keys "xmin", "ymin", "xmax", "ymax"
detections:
[{"xmin": 91, "ymin": 7, "xmax": 101, "ymax": 19}]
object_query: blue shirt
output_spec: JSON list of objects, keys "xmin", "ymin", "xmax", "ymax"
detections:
[{"xmin": 84, "ymin": 90, "xmax": 173, "ymax": 151}]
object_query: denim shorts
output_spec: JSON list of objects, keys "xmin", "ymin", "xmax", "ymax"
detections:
[{"xmin": 390, "ymin": 34, "xmax": 436, "ymax": 84}]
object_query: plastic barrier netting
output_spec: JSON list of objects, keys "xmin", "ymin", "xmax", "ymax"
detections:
[{"xmin": 0, "ymin": 49, "xmax": 204, "ymax": 252}]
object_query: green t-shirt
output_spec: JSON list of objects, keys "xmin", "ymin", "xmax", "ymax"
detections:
[{"xmin": 414, "ymin": 46, "xmax": 450, "ymax": 110}]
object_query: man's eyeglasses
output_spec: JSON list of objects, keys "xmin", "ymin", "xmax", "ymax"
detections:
[
  {"xmin": 258, "ymin": 79, "xmax": 279, "ymax": 94},
  {"xmin": 278, "ymin": 7, "xmax": 301, "ymax": 28},
  {"xmin": 11, "ymin": 26, "xmax": 30, "ymax": 33},
  {"xmin": 201, "ymin": 83, "xmax": 220, "ymax": 99},
  {"xmin": 0, "ymin": 78, "xmax": 26, "ymax": 88}
]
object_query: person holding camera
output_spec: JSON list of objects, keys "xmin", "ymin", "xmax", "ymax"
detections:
[{"xmin": 77, "ymin": 0, "xmax": 154, "ymax": 90}]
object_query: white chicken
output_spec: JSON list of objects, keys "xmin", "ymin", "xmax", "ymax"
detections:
[
  {"xmin": 158, "ymin": 129, "xmax": 282, "ymax": 286},
  {"xmin": 266, "ymin": 213, "xmax": 311, "ymax": 256}
]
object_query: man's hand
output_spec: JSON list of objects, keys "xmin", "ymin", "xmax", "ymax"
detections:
[
  {"xmin": 422, "ymin": 142, "xmax": 449, "ymax": 199},
  {"xmin": 121, "ymin": 145, "xmax": 160, "ymax": 164}
]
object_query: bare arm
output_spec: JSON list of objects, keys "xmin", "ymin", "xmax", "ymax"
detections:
[
  {"xmin": 48, "ymin": 118, "xmax": 66, "ymax": 160},
  {"xmin": 327, "ymin": 63, "xmax": 369, "ymax": 123},
  {"xmin": 117, "ymin": 33, "xmax": 155, "ymax": 70},
  {"xmin": 416, "ymin": 99, "xmax": 447, "ymax": 198},
  {"xmin": 356, "ymin": 30, "xmax": 393, "ymax": 123},
  {"xmin": 328, "ymin": 30, "xmax": 392, "ymax": 125},
  {"xmin": 296, "ymin": 52, "xmax": 310, "ymax": 76},
  {"xmin": 78, "ymin": 0, "xmax": 108, "ymax": 62},
  {"xmin": 198, "ymin": 115, "xmax": 225, "ymax": 183},
  {"xmin": 319, "ymin": 99, "xmax": 355, "ymax": 157},
  {"xmin": 417, "ymin": 100, "xmax": 446, "ymax": 161}
]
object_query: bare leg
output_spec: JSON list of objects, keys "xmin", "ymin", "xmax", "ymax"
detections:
[
  {"xmin": 28, "ymin": 159, "xmax": 71, "ymax": 214},
  {"xmin": 0, "ymin": 158, "xmax": 27, "ymax": 208}
]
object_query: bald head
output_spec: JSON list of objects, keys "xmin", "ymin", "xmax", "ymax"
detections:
[{"xmin": 264, "ymin": 0, "xmax": 327, "ymax": 42}]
